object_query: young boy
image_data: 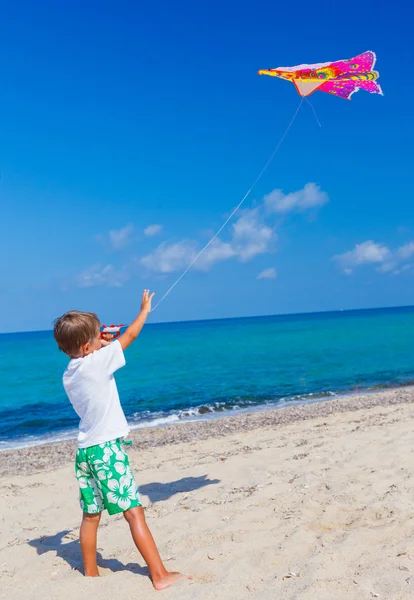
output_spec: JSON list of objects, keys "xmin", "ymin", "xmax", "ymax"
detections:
[{"xmin": 53, "ymin": 290, "xmax": 189, "ymax": 589}]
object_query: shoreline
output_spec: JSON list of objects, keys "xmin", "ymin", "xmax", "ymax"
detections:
[
  {"xmin": 2, "ymin": 381, "xmax": 414, "ymax": 454},
  {"xmin": 2, "ymin": 386, "xmax": 413, "ymax": 478}
]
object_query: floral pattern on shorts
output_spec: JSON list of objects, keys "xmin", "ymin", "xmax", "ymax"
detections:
[{"xmin": 75, "ymin": 439, "xmax": 142, "ymax": 515}]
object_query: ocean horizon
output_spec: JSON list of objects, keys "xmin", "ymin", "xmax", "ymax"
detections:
[
  {"xmin": 3, "ymin": 304, "xmax": 414, "ymax": 336},
  {"xmin": 1, "ymin": 305, "xmax": 414, "ymax": 450}
]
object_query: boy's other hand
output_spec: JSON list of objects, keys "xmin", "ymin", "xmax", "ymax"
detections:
[{"xmin": 141, "ymin": 289, "xmax": 155, "ymax": 315}]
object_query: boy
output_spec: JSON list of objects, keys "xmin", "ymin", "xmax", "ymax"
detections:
[{"xmin": 53, "ymin": 290, "xmax": 189, "ymax": 589}]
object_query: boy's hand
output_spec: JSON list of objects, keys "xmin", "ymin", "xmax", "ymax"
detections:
[
  {"xmin": 141, "ymin": 289, "xmax": 154, "ymax": 315},
  {"xmin": 119, "ymin": 289, "xmax": 155, "ymax": 351}
]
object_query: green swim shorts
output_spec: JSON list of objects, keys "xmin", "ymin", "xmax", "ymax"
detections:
[{"xmin": 75, "ymin": 439, "xmax": 142, "ymax": 515}]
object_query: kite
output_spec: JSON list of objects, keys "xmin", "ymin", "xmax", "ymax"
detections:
[{"xmin": 258, "ymin": 51, "xmax": 382, "ymax": 100}]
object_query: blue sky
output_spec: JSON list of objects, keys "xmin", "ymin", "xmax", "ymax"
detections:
[{"xmin": 1, "ymin": 0, "xmax": 412, "ymax": 333}]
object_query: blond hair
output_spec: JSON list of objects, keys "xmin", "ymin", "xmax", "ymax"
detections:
[{"xmin": 54, "ymin": 310, "xmax": 100, "ymax": 357}]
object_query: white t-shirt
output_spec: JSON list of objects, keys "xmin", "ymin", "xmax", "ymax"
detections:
[{"xmin": 63, "ymin": 340, "xmax": 130, "ymax": 448}]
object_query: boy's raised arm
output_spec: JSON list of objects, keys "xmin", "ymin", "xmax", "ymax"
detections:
[{"xmin": 118, "ymin": 290, "xmax": 154, "ymax": 351}]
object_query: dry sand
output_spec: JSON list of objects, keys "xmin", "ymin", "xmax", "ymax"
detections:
[{"xmin": 1, "ymin": 388, "xmax": 414, "ymax": 599}]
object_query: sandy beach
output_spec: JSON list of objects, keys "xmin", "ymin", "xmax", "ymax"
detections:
[{"xmin": 1, "ymin": 387, "xmax": 414, "ymax": 599}]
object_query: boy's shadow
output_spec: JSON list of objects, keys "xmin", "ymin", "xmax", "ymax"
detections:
[
  {"xmin": 28, "ymin": 530, "xmax": 149, "ymax": 577},
  {"xmin": 139, "ymin": 474, "xmax": 221, "ymax": 503},
  {"xmin": 28, "ymin": 476, "xmax": 220, "ymax": 575}
]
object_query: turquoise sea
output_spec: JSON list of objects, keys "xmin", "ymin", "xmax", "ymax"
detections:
[{"xmin": 1, "ymin": 306, "xmax": 414, "ymax": 450}]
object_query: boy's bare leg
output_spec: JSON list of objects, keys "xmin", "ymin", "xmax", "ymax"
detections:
[
  {"xmin": 79, "ymin": 512, "xmax": 101, "ymax": 576},
  {"xmin": 124, "ymin": 506, "xmax": 191, "ymax": 590}
]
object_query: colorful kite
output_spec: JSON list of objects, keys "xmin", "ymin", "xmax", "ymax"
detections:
[{"xmin": 258, "ymin": 51, "xmax": 382, "ymax": 100}]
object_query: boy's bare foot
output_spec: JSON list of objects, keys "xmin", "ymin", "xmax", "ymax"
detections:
[{"xmin": 153, "ymin": 572, "xmax": 192, "ymax": 591}]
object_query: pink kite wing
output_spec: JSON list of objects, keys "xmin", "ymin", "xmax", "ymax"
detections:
[
  {"xmin": 319, "ymin": 79, "xmax": 383, "ymax": 100},
  {"xmin": 330, "ymin": 51, "xmax": 377, "ymax": 74}
]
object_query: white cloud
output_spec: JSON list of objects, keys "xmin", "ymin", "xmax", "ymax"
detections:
[
  {"xmin": 195, "ymin": 239, "xmax": 236, "ymax": 270},
  {"xmin": 232, "ymin": 208, "xmax": 275, "ymax": 261},
  {"xmin": 334, "ymin": 241, "xmax": 391, "ymax": 273},
  {"xmin": 140, "ymin": 241, "xmax": 197, "ymax": 273},
  {"xmin": 334, "ymin": 239, "xmax": 414, "ymax": 276},
  {"xmin": 109, "ymin": 224, "xmax": 134, "ymax": 250},
  {"xmin": 377, "ymin": 261, "xmax": 396, "ymax": 273},
  {"xmin": 265, "ymin": 183, "xmax": 329, "ymax": 214},
  {"xmin": 141, "ymin": 239, "xmax": 237, "ymax": 273},
  {"xmin": 77, "ymin": 264, "xmax": 129, "ymax": 288},
  {"xmin": 393, "ymin": 263, "xmax": 413, "ymax": 276},
  {"xmin": 141, "ymin": 209, "xmax": 275, "ymax": 273},
  {"xmin": 144, "ymin": 224, "xmax": 163, "ymax": 237},
  {"xmin": 398, "ymin": 241, "xmax": 414, "ymax": 259},
  {"xmin": 257, "ymin": 268, "xmax": 277, "ymax": 280}
]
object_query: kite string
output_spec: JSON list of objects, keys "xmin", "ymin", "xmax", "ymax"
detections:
[
  {"xmin": 304, "ymin": 97, "xmax": 322, "ymax": 128},
  {"xmin": 151, "ymin": 96, "xmax": 304, "ymax": 313}
]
